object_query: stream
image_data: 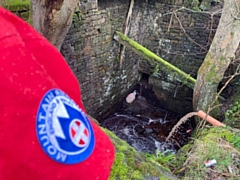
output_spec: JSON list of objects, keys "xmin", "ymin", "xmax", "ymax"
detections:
[{"xmin": 100, "ymin": 81, "xmax": 195, "ymax": 154}]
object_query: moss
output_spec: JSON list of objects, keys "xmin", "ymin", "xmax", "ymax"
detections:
[
  {"xmin": 220, "ymin": 56, "xmax": 225, "ymax": 61},
  {"xmin": 109, "ymin": 152, "xmax": 128, "ymax": 180},
  {"xmin": 116, "ymin": 57, "xmax": 120, "ymax": 63},
  {"xmin": 115, "ymin": 31, "xmax": 196, "ymax": 89},
  {"xmin": 175, "ymin": 127, "xmax": 240, "ymax": 179},
  {"xmin": 201, "ymin": 127, "xmax": 239, "ymax": 151},
  {"xmin": 20, "ymin": 11, "xmax": 29, "ymax": 20},
  {"xmin": 153, "ymin": 64, "xmax": 159, "ymax": 75},
  {"xmin": 224, "ymin": 89, "xmax": 240, "ymax": 129},
  {"xmin": 72, "ymin": 13, "xmax": 78, "ymax": 21},
  {"xmin": 206, "ymin": 69, "xmax": 217, "ymax": 82},
  {"xmin": 130, "ymin": 171, "xmax": 143, "ymax": 179},
  {"xmin": 2, "ymin": 0, "xmax": 30, "ymax": 12},
  {"xmin": 126, "ymin": 157, "xmax": 135, "ymax": 166},
  {"xmin": 184, "ymin": 0, "xmax": 201, "ymax": 11},
  {"xmin": 102, "ymin": 127, "xmax": 178, "ymax": 180},
  {"xmin": 201, "ymin": 53, "xmax": 221, "ymax": 84},
  {"xmin": 204, "ymin": 58, "xmax": 211, "ymax": 69},
  {"xmin": 205, "ymin": 127, "xmax": 240, "ymax": 150}
]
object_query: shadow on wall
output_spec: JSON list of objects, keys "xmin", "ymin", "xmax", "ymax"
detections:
[
  {"xmin": 140, "ymin": 73, "xmax": 193, "ymax": 115},
  {"xmin": 98, "ymin": 72, "xmax": 193, "ymax": 121},
  {"xmin": 98, "ymin": 0, "xmax": 156, "ymax": 9},
  {"xmin": 98, "ymin": 0, "xmax": 129, "ymax": 9}
]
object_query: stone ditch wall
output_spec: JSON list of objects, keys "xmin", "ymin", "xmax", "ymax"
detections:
[
  {"xmin": 6, "ymin": 0, "xmax": 221, "ymax": 117},
  {"xmin": 126, "ymin": 0, "xmax": 221, "ymax": 113},
  {"xmin": 61, "ymin": 0, "xmax": 141, "ymax": 118},
  {"xmin": 61, "ymin": 0, "xmax": 221, "ymax": 116}
]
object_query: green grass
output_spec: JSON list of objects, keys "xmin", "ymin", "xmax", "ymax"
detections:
[
  {"xmin": 1, "ymin": 0, "xmax": 30, "ymax": 11},
  {"xmin": 177, "ymin": 127, "xmax": 240, "ymax": 179}
]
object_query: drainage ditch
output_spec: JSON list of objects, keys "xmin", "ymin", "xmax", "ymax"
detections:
[{"xmin": 99, "ymin": 77, "xmax": 195, "ymax": 154}]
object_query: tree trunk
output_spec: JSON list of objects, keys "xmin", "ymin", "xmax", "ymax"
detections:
[
  {"xmin": 31, "ymin": 0, "xmax": 79, "ymax": 50},
  {"xmin": 193, "ymin": 0, "xmax": 240, "ymax": 117}
]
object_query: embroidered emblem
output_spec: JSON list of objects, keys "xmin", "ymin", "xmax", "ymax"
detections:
[{"xmin": 36, "ymin": 89, "xmax": 95, "ymax": 164}]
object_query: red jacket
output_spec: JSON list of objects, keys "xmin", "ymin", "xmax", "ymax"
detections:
[{"xmin": 0, "ymin": 7, "xmax": 114, "ymax": 180}]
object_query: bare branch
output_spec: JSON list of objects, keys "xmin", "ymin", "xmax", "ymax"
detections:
[{"xmin": 173, "ymin": 12, "xmax": 208, "ymax": 52}]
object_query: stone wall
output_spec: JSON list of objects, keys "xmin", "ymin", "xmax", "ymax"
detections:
[
  {"xmin": 134, "ymin": 1, "xmax": 220, "ymax": 77},
  {"xmin": 61, "ymin": 0, "xmax": 221, "ymax": 116},
  {"xmin": 7, "ymin": 0, "xmax": 221, "ymax": 117},
  {"xmin": 60, "ymin": 0, "xmax": 221, "ymax": 116},
  {"xmin": 124, "ymin": 0, "xmax": 221, "ymax": 113},
  {"xmin": 61, "ymin": 0, "xmax": 141, "ymax": 118}
]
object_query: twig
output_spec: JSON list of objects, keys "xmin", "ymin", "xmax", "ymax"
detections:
[
  {"xmin": 173, "ymin": 12, "xmax": 208, "ymax": 52},
  {"xmin": 209, "ymin": 168, "xmax": 240, "ymax": 177},
  {"xmin": 119, "ymin": 0, "xmax": 134, "ymax": 69},
  {"xmin": 235, "ymin": 0, "xmax": 240, "ymax": 13},
  {"xmin": 206, "ymin": 13, "xmax": 215, "ymax": 47},
  {"xmin": 160, "ymin": 6, "xmax": 222, "ymax": 17},
  {"xmin": 155, "ymin": 45, "xmax": 207, "ymax": 56},
  {"xmin": 213, "ymin": 64, "xmax": 240, "ymax": 105},
  {"xmin": 230, "ymin": 0, "xmax": 240, "ymax": 20},
  {"xmin": 153, "ymin": 6, "xmax": 221, "ymax": 56},
  {"xmin": 200, "ymin": 65, "xmax": 240, "ymax": 130}
]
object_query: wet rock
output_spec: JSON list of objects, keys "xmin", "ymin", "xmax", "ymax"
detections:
[
  {"xmin": 145, "ymin": 128, "xmax": 153, "ymax": 134},
  {"xmin": 123, "ymin": 98, "xmax": 151, "ymax": 116},
  {"xmin": 134, "ymin": 125, "xmax": 145, "ymax": 134},
  {"xmin": 101, "ymin": 81, "xmax": 193, "ymax": 154}
]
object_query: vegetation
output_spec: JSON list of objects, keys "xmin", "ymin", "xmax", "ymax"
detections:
[
  {"xmin": 102, "ymin": 128, "xmax": 178, "ymax": 180},
  {"xmin": 2, "ymin": 0, "xmax": 239, "ymax": 179},
  {"xmin": 104, "ymin": 120, "xmax": 240, "ymax": 179},
  {"xmin": 0, "ymin": 0, "xmax": 30, "ymax": 11},
  {"xmin": 193, "ymin": 0, "xmax": 240, "ymax": 119},
  {"xmin": 225, "ymin": 101, "xmax": 240, "ymax": 129},
  {"xmin": 225, "ymin": 79, "xmax": 240, "ymax": 129},
  {"xmin": 1, "ymin": 0, "xmax": 79, "ymax": 50},
  {"xmin": 171, "ymin": 126, "xmax": 240, "ymax": 180},
  {"xmin": 114, "ymin": 31, "xmax": 196, "ymax": 89}
]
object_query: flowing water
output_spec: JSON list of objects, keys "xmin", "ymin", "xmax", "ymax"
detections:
[{"xmin": 100, "ymin": 82, "xmax": 194, "ymax": 154}]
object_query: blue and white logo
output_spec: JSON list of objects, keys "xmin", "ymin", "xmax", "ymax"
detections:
[{"xmin": 36, "ymin": 89, "xmax": 95, "ymax": 164}]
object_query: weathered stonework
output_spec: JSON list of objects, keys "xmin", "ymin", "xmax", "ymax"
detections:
[
  {"xmin": 126, "ymin": 0, "xmax": 221, "ymax": 114},
  {"xmin": 61, "ymin": 0, "xmax": 141, "ymax": 118},
  {"xmin": 61, "ymin": 0, "xmax": 221, "ymax": 116},
  {"xmin": 6, "ymin": 0, "xmax": 221, "ymax": 117}
]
